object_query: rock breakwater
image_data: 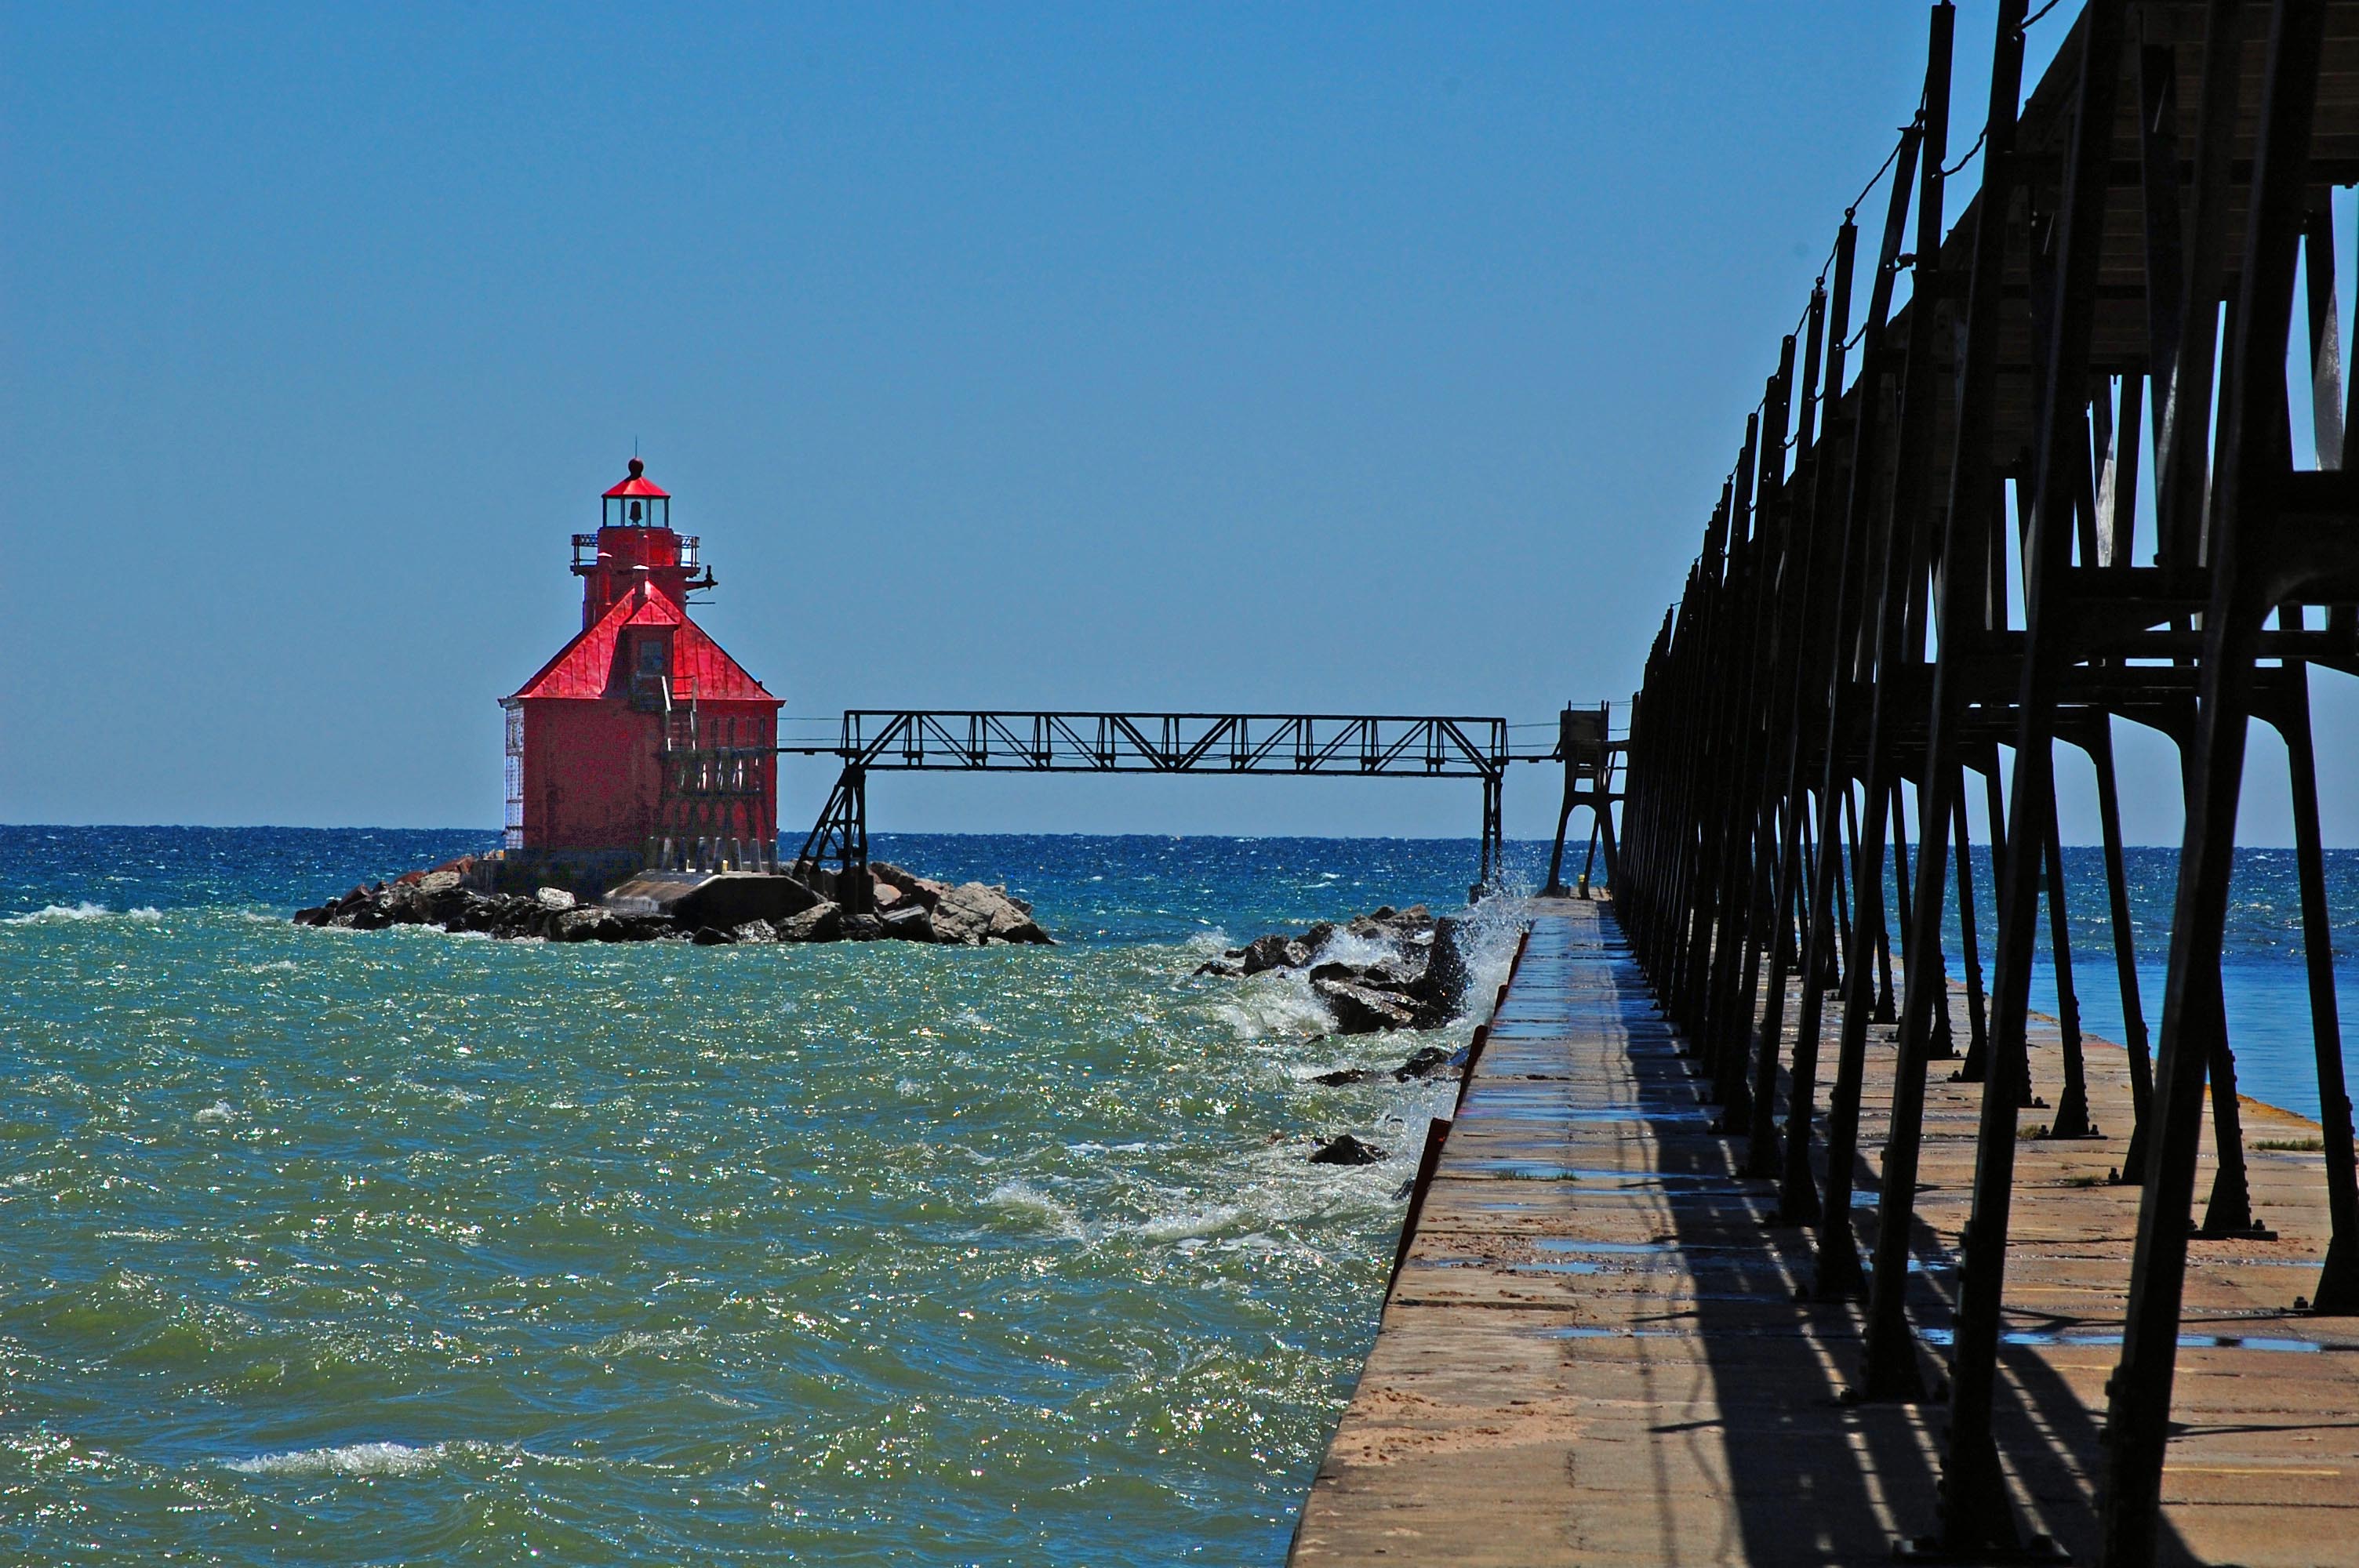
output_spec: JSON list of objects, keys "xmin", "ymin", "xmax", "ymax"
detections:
[
  {"xmin": 293, "ymin": 860, "xmax": 1053, "ymax": 947},
  {"xmin": 1195, "ymin": 902, "xmax": 1471, "ymax": 1034}
]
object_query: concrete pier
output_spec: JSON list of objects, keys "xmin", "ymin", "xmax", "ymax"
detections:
[{"xmin": 1290, "ymin": 898, "xmax": 2358, "ymax": 1566}]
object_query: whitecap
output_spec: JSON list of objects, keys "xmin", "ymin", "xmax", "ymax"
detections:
[
  {"xmin": 983, "ymin": 1179, "xmax": 1085, "ymax": 1238},
  {"xmin": 5, "ymin": 902, "xmax": 115, "ymax": 924},
  {"xmin": 5, "ymin": 902, "xmax": 165, "ymax": 925},
  {"xmin": 228, "ymin": 1440, "xmax": 445, "ymax": 1478},
  {"xmin": 193, "ymin": 1102, "xmax": 237, "ymax": 1127},
  {"xmin": 583, "ymin": 1327, "xmax": 704, "ymax": 1357},
  {"xmin": 1134, "ymin": 1203, "xmax": 1243, "ymax": 1242}
]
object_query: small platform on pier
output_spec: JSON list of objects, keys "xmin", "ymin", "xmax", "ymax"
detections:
[{"xmin": 1289, "ymin": 900, "xmax": 2358, "ymax": 1566}]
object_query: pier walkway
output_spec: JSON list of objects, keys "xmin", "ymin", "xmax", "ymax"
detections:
[{"xmin": 1290, "ymin": 899, "xmax": 2358, "ymax": 1566}]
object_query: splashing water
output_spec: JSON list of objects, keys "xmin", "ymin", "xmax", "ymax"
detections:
[{"xmin": 0, "ymin": 827, "xmax": 1539, "ymax": 1566}]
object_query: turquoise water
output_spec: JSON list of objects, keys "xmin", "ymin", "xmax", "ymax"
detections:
[
  {"xmin": 0, "ymin": 829, "xmax": 1536, "ymax": 1566},
  {"xmin": 5, "ymin": 828, "xmax": 2353, "ymax": 1566}
]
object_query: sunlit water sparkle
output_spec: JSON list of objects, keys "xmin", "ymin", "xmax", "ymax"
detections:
[
  {"xmin": 0, "ymin": 828, "xmax": 1538, "ymax": 1565},
  {"xmin": 5, "ymin": 829, "xmax": 2353, "ymax": 1563}
]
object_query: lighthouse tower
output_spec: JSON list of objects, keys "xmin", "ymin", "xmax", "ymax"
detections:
[{"xmin": 501, "ymin": 460, "xmax": 781, "ymax": 869}]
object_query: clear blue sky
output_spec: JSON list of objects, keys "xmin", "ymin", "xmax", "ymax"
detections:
[{"xmin": 6, "ymin": 3, "xmax": 2346, "ymax": 844}]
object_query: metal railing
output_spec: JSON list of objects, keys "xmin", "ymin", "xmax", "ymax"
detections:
[
  {"xmin": 831, "ymin": 710, "xmax": 1507, "ymax": 777},
  {"xmin": 570, "ymin": 532, "xmax": 700, "ymax": 572}
]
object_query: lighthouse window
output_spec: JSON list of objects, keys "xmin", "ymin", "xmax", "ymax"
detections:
[{"xmin": 637, "ymin": 637, "xmax": 667, "ymax": 676}]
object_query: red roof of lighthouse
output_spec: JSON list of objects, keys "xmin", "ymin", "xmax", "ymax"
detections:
[
  {"xmin": 603, "ymin": 457, "xmax": 671, "ymax": 500},
  {"xmin": 506, "ymin": 583, "xmax": 778, "ymax": 704}
]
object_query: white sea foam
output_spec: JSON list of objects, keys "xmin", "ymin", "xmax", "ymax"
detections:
[
  {"xmin": 1210, "ymin": 982, "xmax": 1334, "ymax": 1043},
  {"xmin": 226, "ymin": 1438, "xmax": 570, "ymax": 1478},
  {"xmin": 983, "ymin": 1179, "xmax": 1085, "ymax": 1239},
  {"xmin": 1308, "ymin": 929, "xmax": 1407, "ymax": 969},
  {"xmin": 228, "ymin": 1440, "xmax": 447, "ymax": 1478},
  {"xmin": 584, "ymin": 1327, "xmax": 704, "ymax": 1357},
  {"xmin": 6, "ymin": 902, "xmax": 114, "ymax": 924},
  {"xmin": 394, "ymin": 1078, "xmax": 483, "ymax": 1107},
  {"xmin": 5, "ymin": 902, "xmax": 164, "ymax": 924},
  {"xmin": 193, "ymin": 1102, "xmax": 237, "ymax": 1127},
  {"xmin": 1133, "ymin": 1203, "xmax": 1243, "ymax": 1242}
]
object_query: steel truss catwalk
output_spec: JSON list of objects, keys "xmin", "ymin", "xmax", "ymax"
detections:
[{"xmin": 787, "ymin": 710, "xmax": 1512, "ymax": 891}]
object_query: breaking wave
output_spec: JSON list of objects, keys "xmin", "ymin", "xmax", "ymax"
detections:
[
  {"xmin": 5, "ymin": 902, "xmax": 162, "ymax": 924},
  {"xmin": 228, "ymin": 1441, "xmax": 451, "ymax": 1478}
]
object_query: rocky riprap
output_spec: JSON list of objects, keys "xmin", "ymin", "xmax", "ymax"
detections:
[
  {"xmin": 1195, "ymin": 903, "xmax": 1473, "ymax": 1035},
  {"xmin": 293, "ymin": 861, "xmax": 1053, "ymax": 948},
  {"xmin": 1197, "ymin": 902, "xmax": 1485, "ymax": 1166}
]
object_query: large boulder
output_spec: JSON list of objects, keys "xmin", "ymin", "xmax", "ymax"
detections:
[
  {"xmin": 553, "ymin": 907, "xmax": 620, "ymax": 943},
  {"xmin": 1311, "ymin": 1066, "xmax": 1383, "ymax": 1086},
  {"xmin": 1314, "ymin": 976, "xmax": 1417, "ymax": 1034},
  {"xmin": 1310, "ymin": 960, "xmax": 1419, "ymax": 996},
  {"xmin": 1392, "ymin": 1045, "xmax": 1456, "ymax": 1081},
  {"xmin": 928, "ymin": 881, "xmax": 1052, "ymax": 946},
  {"xmin": 601, "ymin": 870, "xmax": 820, "ymax": 927},
  {"xmin": 1309, "ymin": 1133, "xmax": 1388, "ymax": 1166},
  {"xmin": 1238, "ymin": 933, "xmax": 1309, "ymax": 975},
  {"xmin": 871, "ymin": 863, "xmax": 955, "ymax": 909},
  {"xmin": 878, "ymin": 902, "xmax": 937, "ymax": 942},
  {"xmin": 444, "ymin": 893, "xmax": 503, "ymax": 933},
  {"xmin": 777, "ymin": 901, "xmax": 843, "ymax": 942},
  {"xmin": 1411, "ymin": 915, "xmax": 1474, "ymax": 1027}
]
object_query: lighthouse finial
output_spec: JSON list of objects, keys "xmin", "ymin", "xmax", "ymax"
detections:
[{"xmin": 627, "ymin": 457, "xmax": 645, "ymax": 479}]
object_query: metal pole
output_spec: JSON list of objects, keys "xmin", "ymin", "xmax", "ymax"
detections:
[
  {"xmin": 2041, "ymin": 789, "xmax": 2097, "ymax": 1139},
  {"xmin": 2084, "ymin": 717, "xmax": 2155, "ymax": 1182},
  {"xmin": 1858, "ymin": 0, "xmax": 2030, "ymax": 1406},
  {"xmin": 2270, "ymin": 667, "xmax": 2359, "ymax": 1313},
  {"xmin": 2101, "ymin": 5, "xmax": 2323, "ymax": 1558},
  {"xmin": 1930, "ymin": 0, "xmax": 2127, "ymax": 1548},
  {"xmin": 1776, "ymin": 119, "xmax": 1925, "ymax": 1226}
]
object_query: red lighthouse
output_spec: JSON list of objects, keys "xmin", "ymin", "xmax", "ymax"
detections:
[{"xmin": 501, "ymin": 459, "xmax": 781, "ymax": 870}]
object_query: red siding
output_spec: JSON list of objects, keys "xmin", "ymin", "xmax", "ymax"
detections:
[
  {"xmin": 506, "ymin": 471, "xmax": 782, "ymax": 854},
  {"xmin": 521, "ymin": 701, "xmax": 660, "ymax": 850}
]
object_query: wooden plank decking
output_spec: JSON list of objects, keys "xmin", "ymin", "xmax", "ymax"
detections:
[{"xmin": 1289, "ymin": 898, "xmax": 2359, "ymax": 1566}]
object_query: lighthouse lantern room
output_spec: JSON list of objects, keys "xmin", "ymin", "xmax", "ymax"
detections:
[{"xmin": 503, "ymin": 460, "xmax": 780, "ymax": 864}]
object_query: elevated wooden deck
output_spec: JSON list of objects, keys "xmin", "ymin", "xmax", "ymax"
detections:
[{"xmin": 1289, "ymin": 899, "xmax": 2357, "ymax": 1566}]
